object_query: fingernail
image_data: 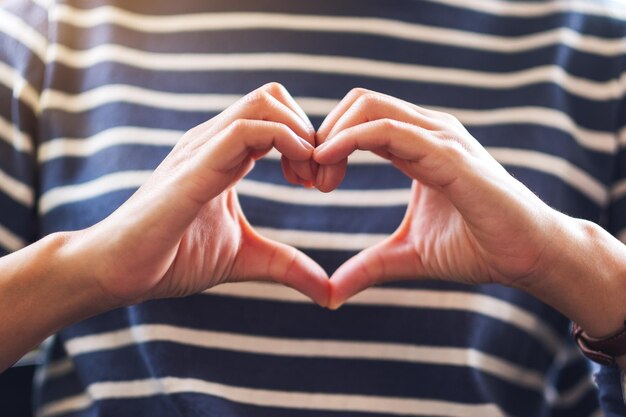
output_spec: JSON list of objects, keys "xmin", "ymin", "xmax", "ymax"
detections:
[{"xmin": 315, "ymin": 166, "xmax": 326, "ymax": 188}]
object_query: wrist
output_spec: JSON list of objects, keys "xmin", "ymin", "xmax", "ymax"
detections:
[
  {"xmin": 54, "ymin": 230, "xmax": 129, "ymax": 314},
  {"xmin": 514, "ymin": 214, "xmax": 626, "ymax": 339}
]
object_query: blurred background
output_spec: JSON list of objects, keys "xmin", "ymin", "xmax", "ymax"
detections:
[{"xmin": 0, "ymin": 0, "xmax": 34, "ymax": 411}]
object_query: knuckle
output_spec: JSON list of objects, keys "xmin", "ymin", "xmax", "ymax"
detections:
[
  {"xmin": 438, "ymin": 111, "xmax": 460, "ymax": 124},
  {"xmin": 377, "ymin": 117, "xmax": 401, "ymax": 131},
  {"xmin": 441, "ymin": 139, "xmax": 469, "ymax": 162},
  {"xmin": 355, "ymin": 92, "xmax": 381, "ymax": 109},
  {"xmin": 227, "ymin": 119, "xmax": 250, "ymax": 135},
  {"xmin": 262, "ymin": 81, "xmax": 285, "ymax": 95},
  {"xmin": 348, "ymin": 87, "xmax": 369, "ymax": 98},
  {"xmin": 245, "ymin": 90, "xmax": 273, "ymax": 109}
]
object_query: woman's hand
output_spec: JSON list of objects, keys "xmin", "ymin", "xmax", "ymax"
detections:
[
  {"xmin": 68, "ymin": 83, "xmax": 330, "ymax": 307},
  {"xmin": 314, "ymin": 89, "xmax": 626, "ymax": 340}
]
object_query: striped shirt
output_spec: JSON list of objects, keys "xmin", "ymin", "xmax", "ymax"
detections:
[{"xmin": 2, "ymin": 0, "xmax": 626, "ymax": 415}]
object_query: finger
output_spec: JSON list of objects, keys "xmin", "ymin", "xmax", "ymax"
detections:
[
  {"xmin": 315, "ymin": 119, "xmax": 522, "ymax": 230},
  {"xmin": 186, "ymin": 120, "xmax": 313, "ymax": 205},
  {"xmin": 281, "ymin": 155, "xmax": 304, "ymax": 185},
  {"xmin": 258, "ymin": 83, "xmax": 317, "ymax": 183},
  {"xmin": 187, "ymin": 85, "xmax": 315, "ymax": 182},
  {"xmin": 233, "ymin": 212, "xmax": 330, "ymax": 307},
  {"xmin": 328, "ymin": 232, "xmax": 422, "ymax": 310},
  {"xmin": 313, "ymin": 90, "xmax": 367, "ymax": 193},
  {"xmin": 315, "ymin": 90, "xmax": 435, "ymax": 192},
  {"xmin": 314, "ymin": 119, "xmax": 442, "ymax": 181},
  {"xmin": 262, "ymin": 82, "xmax": 315, "ymax": 138}
]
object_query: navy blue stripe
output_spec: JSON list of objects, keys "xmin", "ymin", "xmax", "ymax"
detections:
[
  {"xmin": 77, "ymin": 394, "xmax": 436, "ymax": 417},
  {"xmin": 60, "ymin": 293, "xmax": 559, "ymax": 374},
  {"xmin": 52, "ymin": 24, "xmax": 624, "ymax": 82},
  {"xmin": 41, "ymin": 69, "xmax": 619, "ymax": 131},
  {"xmin": 608, "ymin": 196, "xmax": 626, "ymax": 235},
  {"xmin": 68, "ymin": 0, "xmax": 626, "ymax": 38},
  {"xmin": 41, "ymin": 188, "xmax": 134, "ymax": 234},
  {"xmin": 507, "ymin": 167, "xmax": 602, "ymax": 220},
  {"xmin": 73, "ymin": 294, "xmax": 557, "ymax": 368},
  {"xmin": 0, "ymin": 141, "xmax": 35, "ymax": 189},
  {"xmin": 0, "ymin": 192, "xmax": 35, "ymax": 241},
  {"xmin": 41, "ymin": 145, "xmax": 167, "ymax": 192},
  {"xmin": 551, "ymin": 355, "xmax": 594, "ymax": 392},
  {"xmin": 474, "ymin": 126, "xmax": 614, "ymax": 183},
  {"xmin": 0, "ymin": 85, "xmax": 38, "ymax": 140},
  {"xmin": 240, "ymin": 197, "xmax": 407, "ymax": 234},
  {"xmin": 41, "ymin": 107, "xmax": 211, "ymax": 142},
  {"xmin": 37, "ymin": 372, "xmax": 85, "ymax": 408},
  {"xmin": 597, "ymin": 365, "xmax": 626, "ymax": 417},
  {"xmin": 70, "ymin": 344, "xmax": 548, "ymax": 414},
  {"xmin": 250, "ymin": 158, "xmax": 411, "ymax": 189}
]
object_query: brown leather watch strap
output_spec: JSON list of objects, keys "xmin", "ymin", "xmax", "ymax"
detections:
[{"xmin": 572, "ymin": 321, "xmax": 626, "ymax": 366}]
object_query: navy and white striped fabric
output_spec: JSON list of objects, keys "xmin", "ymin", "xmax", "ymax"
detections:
[{"xmin": 2, "ymin": 0, "xmax": 626, "ymax": 415}]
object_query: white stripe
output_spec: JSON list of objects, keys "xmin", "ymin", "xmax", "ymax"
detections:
[
  {"xmin": 207, "ymin": 282, "xmax": 562, "ymax": 353},
  {"xmin": 41, "ymin": 48, "xmax": 626, "ymax": 101},
  {"xmin": 0, "ymin": 8, "xmax": 48, "ymax": 60},
  {"xmin": 43, "ymin": 358, "xmax": 74, "ymax": 380},
  {"xmin": 34, "ymin": 355, "xmax": 74, "ymax": 390},
  {"xmin": 38, "ymin": 147, "xmax": 605, "ymax": 217},
  {"xmin": 39, "ymin": 85, "xmax": 240, "ymax": 113},
  {"xmin": 39, "ymin": 376, "xmax": 511, "ymax": 417},
  {"xmin": 64, "ymin": 324, "xmax": 544, "ymax": 391},
  {"xmin": 254, "ymin": 227, "xmax": 389, "ymax": 251},
  {"xmin": 37, "ymin": 170, "xmax": 401, "ymax": 215},
  {"xmin": 38, "ymin": 393, "xmax": 90, "ymax": 417},
  {"xmin": 434, "ymin": 106, "xmax": 617, "ymax": 154},
  {"xmin": 0, "ymin": 61, "xmax": 40, "ymax": 113},
  {"xmin": 488, "ymin": 148, "xmax": 608, "ymax": 205},
  {"xmin": 424, "ymin": 0, "xmax": 626, "ymax": 19},
  {"xmin": 0, "ymin": 115, "xmax": 34, "ymax": 154},
  {"xmin": 238, "ymin": 180, "xmax": 410, "ymax": 207},
  {"xmin": 39, "ymin": 170, "xmax": 150, "ymax": 214},
  {"xmin": 47, "ymin": 7, "xmax": 626, "ymax": 56},
  {"xmin": 37, "ymin": 126, "xmax": 387, "ymax": 164},
  {"xmin": 0, "ymin": 222, "xmax": 26, "ymax": 252},
  {"xmin": 33, "ymin": 357, "xmax": 75, "ymax": 392},
  {"xmin": 36, "ymin": 90, "xmax": 616, "ymax": 156},
  {"xmin": 39, "ymin": 126, "xmax": 181, "ymax": 162},
  {"xmin": 0, "ymin": 168, "xmax": 34, "ymax": 206}
]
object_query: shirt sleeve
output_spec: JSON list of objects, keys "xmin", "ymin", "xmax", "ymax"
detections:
[{"xmin": 0, "ymin": 0, "xmax": 47, "ymax": 256}]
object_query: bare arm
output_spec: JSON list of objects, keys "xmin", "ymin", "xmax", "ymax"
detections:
[
  {"xmin": 314, "ymin": 88, "xmax": 626, "ymax": 368},
  {"xmin": 0, "ymin": 83, "xmax": 330, "ymax": 373},
  {"xmin": 0, "ymin": 232, "xmax": 117, "ymax": 370}
]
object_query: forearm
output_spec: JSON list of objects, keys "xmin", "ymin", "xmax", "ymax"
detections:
[
  {"xmin": 0, "ymin": 232, "xmax": 120, "ymax": 372},
  {"xmin": 515, "ymin": 213, "xmax": 626, "ymax": 368}
]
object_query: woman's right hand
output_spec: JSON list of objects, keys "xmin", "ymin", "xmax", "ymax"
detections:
[{"xmin": 65, "ymin": 83, "xmax": 330, "ymax": 307}]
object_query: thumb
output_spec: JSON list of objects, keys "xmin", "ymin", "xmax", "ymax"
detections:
[
  {"xmin": 328, "ymin": 232, "xmax": 422, "ymax": 310},
  {"xmin": 232, "ymin": 219, "xmax": 330, "ymax": 307}
]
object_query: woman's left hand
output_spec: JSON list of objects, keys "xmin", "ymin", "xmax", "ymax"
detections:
[{"xmin": 314, "ymin": 89, "xmax": 574, "ymax": 309}]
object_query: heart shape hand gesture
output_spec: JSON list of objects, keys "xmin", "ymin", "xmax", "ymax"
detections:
[{"xmin": 76, "ymin": 83, "xmax": 571, "ymax": 314}]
